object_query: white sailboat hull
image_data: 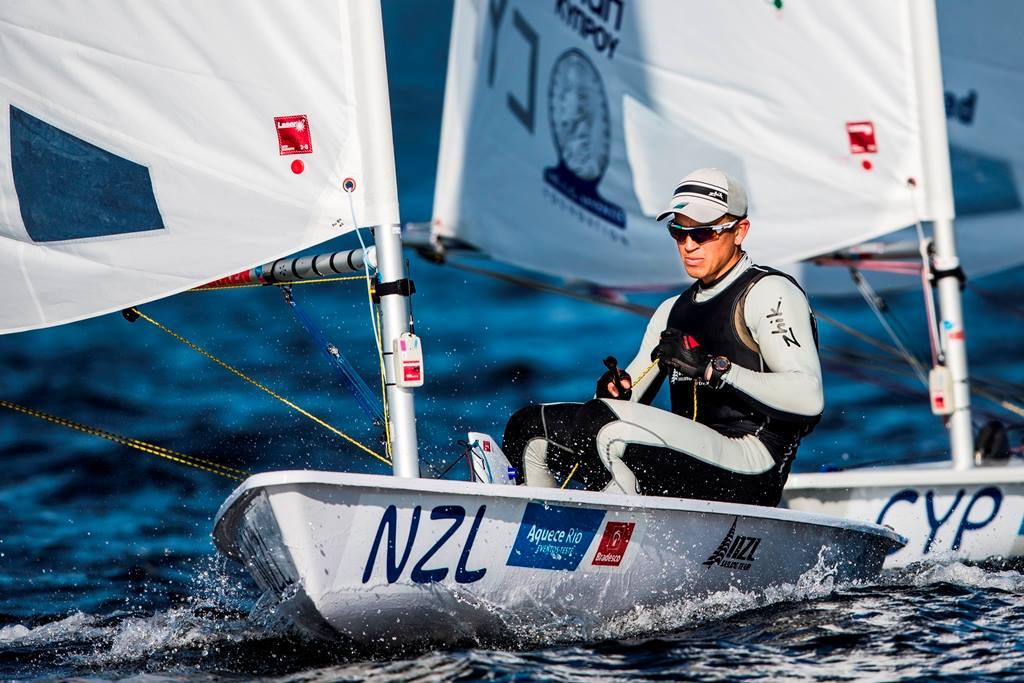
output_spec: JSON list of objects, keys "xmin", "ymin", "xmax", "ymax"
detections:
[
  {"xmin": 785, "ymin": 462, "xmax": 1024, "ymax": 567},
  {"xmin": 214, "ymin": 471, "xmax": 903, "ymax": 645}
]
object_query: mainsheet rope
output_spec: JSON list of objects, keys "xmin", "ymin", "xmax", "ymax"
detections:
[
  {"xmin": 0, "ymin": 399, "xmax": 248, "ymax": 481},
  {"xmin": 127, "ymin": 307, "xmax": 390, "ymax": 466}
]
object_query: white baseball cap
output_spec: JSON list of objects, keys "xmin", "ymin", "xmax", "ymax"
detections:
[{"xmin": 655, "ymin": 168, "xmax": 748, "ymax": 224}]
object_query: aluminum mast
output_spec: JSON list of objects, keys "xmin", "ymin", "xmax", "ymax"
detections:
[{"xmin": 911, "ymin": 1, "xmax": 975, "ymax": 468}]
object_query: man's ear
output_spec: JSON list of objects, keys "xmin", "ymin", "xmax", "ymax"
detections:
[{"xmin": 733, "ymin": 219, "xmax": 751, "ymax": 246}]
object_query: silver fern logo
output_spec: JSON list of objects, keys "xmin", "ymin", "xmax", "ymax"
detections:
[{"xmin": 703, "ymin": 517, "xmax": 762, "ymax": 571}]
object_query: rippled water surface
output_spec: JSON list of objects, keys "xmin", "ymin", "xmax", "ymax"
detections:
[{"xmin": 4, "ymin": 2, "xmax": 1024, "ymax": 680}]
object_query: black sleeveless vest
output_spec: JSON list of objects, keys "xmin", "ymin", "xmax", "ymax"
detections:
[{"xmin": 665, "ymin": 262, "xmax": 820, "ymax": 462}]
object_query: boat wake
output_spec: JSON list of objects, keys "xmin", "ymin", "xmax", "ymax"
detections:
[{"xmin": 3, "ymin": 553, "xmax": 1023, "ymax": 680}]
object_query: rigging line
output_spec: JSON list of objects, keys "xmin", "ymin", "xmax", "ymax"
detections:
[
  {"xmin": 972, "ymin": 386, "xmax": 1024, "ymax": 420},
  {"xmin": 127, "ymin": 307, "xmax": 391, "ymax": 466},
  {"xmin": 850, "ymin": 270, "xmax": 929, "ymax": 386},
  {"xmin": 345, "ymin": 195, "xmax": 394, "ymax": 461},
  {"xmin": 446, "ymin": 260, "xmax": 658, "ymax": 316},
  {"xmin": 970, "ymin": 285, "xmax": 1024, "ymax": 321},
  {"xmin": 190, "ymin": 275, "xmax": 365, "ymax": 292},
  {"xmin": 972, "ymin": 376, "xmax": 1024, "ymax": 399},
  {"xmin": 373, "ymin": 303, "xmax": 394, "ymax": 461},
  {"xmin": 915, "ymin": 227, "xmax": 942, "ymax": 365},
  {"xmin": 282, "ymin": 286, "xmax": 384, "ymax": 425},
  {"xmin": 813, "ymin": 312, "xmax": 905, "ymax": 359},
  {"xmin": 0, "ymin": 399, "xmax": 247, "ymax": 481},
  {"xmin": 450, "ymin": 257, "xmax": 918, "ymax": 370}
]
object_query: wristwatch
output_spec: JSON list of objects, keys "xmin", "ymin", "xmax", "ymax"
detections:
[{"xmin": 708, "ymin": 355, "xmax": 732, "ymax": 389}]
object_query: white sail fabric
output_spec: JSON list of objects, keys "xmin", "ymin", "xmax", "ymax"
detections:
[
  {"xmin": 432, "ymin": 1, "xmax": 953, "ymax": 288},
  {"xmin": 0, "ymin": 1, "xmax": 398, "ymax": 333},
  {"xmin": 788, "ymin": 0, "xmax": 1024, "ymax": 296}
]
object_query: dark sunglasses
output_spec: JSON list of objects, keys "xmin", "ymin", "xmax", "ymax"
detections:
[{"xmin": 666, "ymin": 218, "xmax": 740, "ymax": 245}]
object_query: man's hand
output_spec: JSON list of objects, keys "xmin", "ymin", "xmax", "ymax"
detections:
[
  {"xmin": 596, "ymin": 356, "xmax": 632, "ymax": 399},
  {"xmin": 653, "ymin": 328, "xmax": 707, "ymax": 379}
]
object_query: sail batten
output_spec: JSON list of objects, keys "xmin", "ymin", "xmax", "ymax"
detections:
[{"xmin": 0, "ymin": 0, "xmax": 399, "ymax": 334}]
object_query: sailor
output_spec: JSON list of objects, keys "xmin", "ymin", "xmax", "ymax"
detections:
[{"xmin": 502, "ymin": 168, "xmax": 823, "ymax": 506}]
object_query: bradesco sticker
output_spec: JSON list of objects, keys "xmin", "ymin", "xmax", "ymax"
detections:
[
  {"xmin": 591, "ymin": 521, "xmax": 636, "ymax": 567},
  {"xmin": 507, "ymin": 502, "xmax": 605, "ymax": 571}
]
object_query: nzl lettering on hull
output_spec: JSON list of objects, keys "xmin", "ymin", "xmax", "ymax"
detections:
[{"xmin": 362, "ymin": 504, "xmax": 487, "ymax": 585}]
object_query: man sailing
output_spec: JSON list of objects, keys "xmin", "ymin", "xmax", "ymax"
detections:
[{"xmin": 502, "ymin": 168, "xmax": 823, "ymax": 506}]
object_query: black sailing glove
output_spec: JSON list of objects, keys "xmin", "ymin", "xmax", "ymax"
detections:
[
  {"xmin": 653, "ymin": 328, "xmax": 708, "ymax": 379},
  {"xmin": 596, "ymin": 356, "xmax": 632, "ymax": 400}
]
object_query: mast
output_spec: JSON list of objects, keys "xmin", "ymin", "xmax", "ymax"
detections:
[
  {"xmin": 373, "ymin": 223, "xmax": 421, "ymax": 477},
  {"xmin": 910, "ymin": 1, "xmax": 975, "ymax": 469}
]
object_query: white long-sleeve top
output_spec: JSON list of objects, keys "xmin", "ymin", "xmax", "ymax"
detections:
[{"xmin": 622, "ymin": 255, "xmax": 824, "ymax": 420}]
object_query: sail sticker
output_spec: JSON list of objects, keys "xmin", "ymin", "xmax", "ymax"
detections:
[
  {"xmin": 10, "ymin": 106, "xmax": 165, "ymax": 243},
  {"xmin": 274, "ymin": 115, "xmax": 313, "ymax": 155},
  {"xmin": 543, "ymin": 49, "xmax": 625, "ymax": 230},
  {"xmin": 591, "ymin": 521, "xmax": 635, "ymax": 567},
  {"xmin": 507, "ymin": 502, "xmax": 605, "ymax": 571},
  {"xmin": 846, "ymin": 121, "xmax": 878, "ymax": 154}
]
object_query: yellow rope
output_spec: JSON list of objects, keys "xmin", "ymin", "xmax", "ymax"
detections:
[
  {"xmin": 692, "ymin": 381, "xmax": 698, "ymax": 422},
  {"xmin": 190, "ymin": 275, "xmax": 365, "ymax": 292},
  {"xmin": 558, "ymin": 359, "xmax": 662, "ymax": 489},
  {"xmin": 632, "ymin": 359, "xmax": 660, "ymax": 387},
  {"xmin": 128, "ymin": 308, "xmax": 390, "ymax": 466},
  {"xmin": 364, "ymin": 280, "xmax": 394, "ymax": 461},
  {"xmin": 0, "ymin": 399, "xmax": 247, "ymax": 481},
  {"xmin": 560, "ymin": 462, "xmax": 580, "ymax": 489}
]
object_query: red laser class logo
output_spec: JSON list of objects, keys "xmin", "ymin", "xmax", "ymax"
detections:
[
  {"xmin": 592, "ymin": 522, "xmax": 636, "ymax": 567},
  {"xmin": 275, "ymin": 115, "xmax": 313, "ymax": 155},
  {"xmin": 846, "ymin": 121, "xmax": 878, "ymax": 171}
]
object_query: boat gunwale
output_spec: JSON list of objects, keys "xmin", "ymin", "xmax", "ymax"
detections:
[{"xmin": 212, "ymin": 469, "xmax": 907, "ymax": 558}]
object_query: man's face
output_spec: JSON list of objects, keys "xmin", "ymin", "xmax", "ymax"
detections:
[{"xmin": 671, "ymin": 213, "xmax": 750, "ymax": 283}]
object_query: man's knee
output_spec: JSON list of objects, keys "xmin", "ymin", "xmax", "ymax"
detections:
[
  {"xmin": 503, "ymin": 405, "xmax": 544, "ymax": 448},
  {"xmin": 502, "ymin": 405, "xmax": 544, "ymax": 480},
  {"xmin": 566, "ymin": 399, "xmax": 620, "ymax": 490}
]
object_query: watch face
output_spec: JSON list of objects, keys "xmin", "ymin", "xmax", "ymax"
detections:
[
  {"xmin": 713, "ymin": 357, "xmax": 731, "ymax": 372},
  {"xmin": 548, "ymin": 49, "xmax": 611, "ymax": 182}
]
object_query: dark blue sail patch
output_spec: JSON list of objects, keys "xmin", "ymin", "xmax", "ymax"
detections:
[
  {"xmin": 950, "ymin": 145, "xmax": 1022, "ymax": 217},
  {"xmin": 10, "ymin": 106, "xmax": 164, "ymax": 243}
]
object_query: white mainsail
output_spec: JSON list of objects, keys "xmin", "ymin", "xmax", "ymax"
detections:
[
  {"xmin": 0, "ymin": 0, "xmax": 399, "ymax": 334},
  {"xmin": 432, "ymin": 0, "xmax": 953, "ymax": 288}
]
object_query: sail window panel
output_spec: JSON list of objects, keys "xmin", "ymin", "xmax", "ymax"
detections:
[
  {"xmin": 949, "ymin": 146, "xmax": 1022, "ymax": 217},
  {"xmin": 10, "ymin": 106, "xmax": 165, "ymax": 243}
]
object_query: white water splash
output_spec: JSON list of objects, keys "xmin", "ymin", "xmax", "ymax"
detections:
[
  {"xmin": 0, "ymin": 612, "xmax": 104, "ymax": 646},
  {"xmin": 587, "ymin": 548, "xmax": 842, "ymax": 641},
  {"xmin": 0, "ymin": 555, "xmax": 284, "ymax": 670},
  {"xmin": 887, "ymin": 557, "xmax": 1024, "ymax": 592}
]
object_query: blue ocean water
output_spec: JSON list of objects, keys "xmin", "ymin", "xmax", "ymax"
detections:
[{"xmin": 3, "ymin": 2, "xmax": 1024, "ymax": 680}]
